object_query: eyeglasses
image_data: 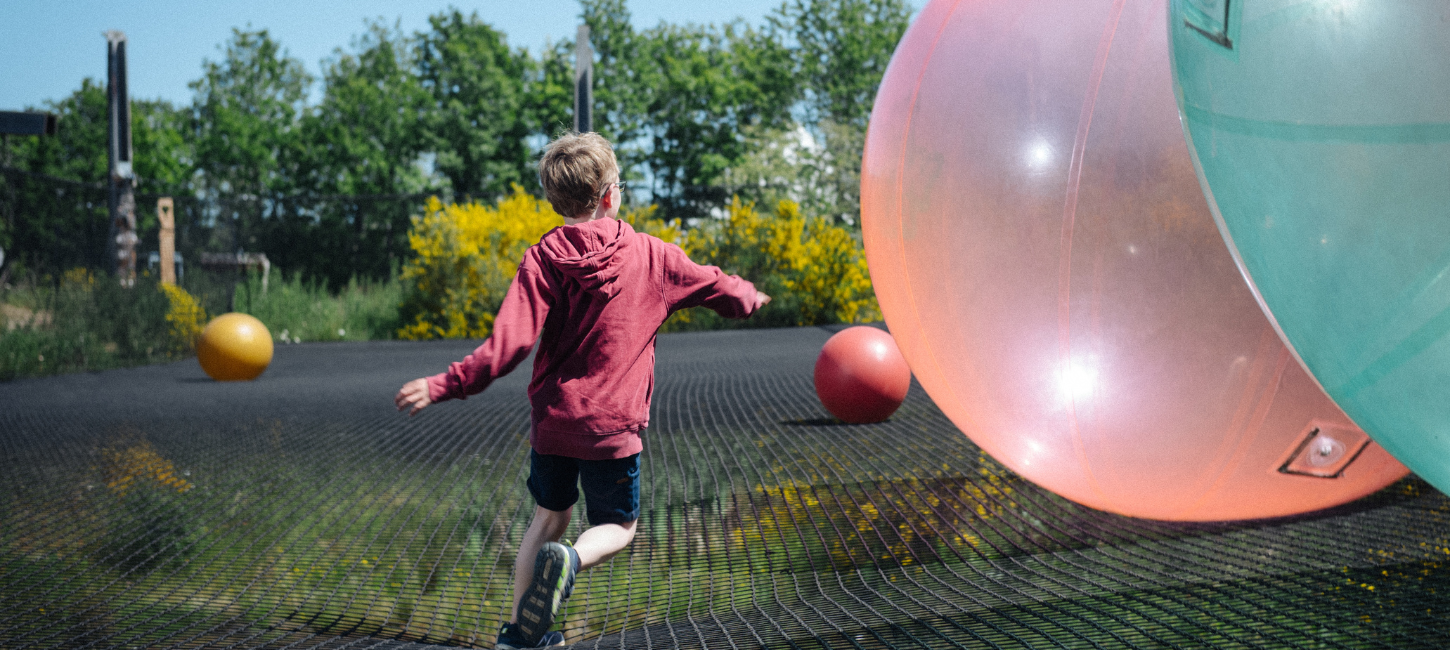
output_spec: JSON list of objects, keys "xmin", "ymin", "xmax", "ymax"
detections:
[{"xmin": 599, "ymin": 180, "xmax": 627, "ymax": 197}]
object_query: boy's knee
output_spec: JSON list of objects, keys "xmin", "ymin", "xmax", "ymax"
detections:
[
  {"xmin": 613, "ymin": 518, "xmax": 638, "ymax": 547},
  {"xmin": 533, "ymin": 505, "xmax": 573, "ymax": 535}
]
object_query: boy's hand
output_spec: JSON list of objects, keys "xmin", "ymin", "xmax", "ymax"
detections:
[
  {"xmin": 752, "ymin": 291, "xmax": 772, "ymax": 311},
  {"xmin": 395, "ymin": 378, "xmax": 433, "ymax": 416}
]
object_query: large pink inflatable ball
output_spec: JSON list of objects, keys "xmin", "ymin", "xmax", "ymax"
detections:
[
  {"xmin": 815, "ymin": 326, "xmax": 912, "ymax": 424},
  {"xmin": 858, "ymin": 0, "xmax": 1407, "ymax": 520},
  {"xmin": 1169, "ymin": 2, "xmax": 1450, "ymax": 497}
]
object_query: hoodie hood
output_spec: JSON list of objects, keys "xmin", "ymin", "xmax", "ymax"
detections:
[{"xmin": 538, "ymin": 218, "xmax": 636, "ymax": 298}]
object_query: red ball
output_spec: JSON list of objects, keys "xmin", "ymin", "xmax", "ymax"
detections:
[{"xmin": 814, "ymin": 326, "xmax": 912, "ymax": 424}]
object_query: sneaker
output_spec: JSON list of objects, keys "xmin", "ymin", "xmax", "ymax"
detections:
[
  {"xmin": 496, "ymin": 623, "xmax": 564, "ymax": 649},
  {"xmin": 498, "ymin": 620, "xmax": 565, "ymax": 647},
  {"xmin": 515, "ymin": 542, "xmax": 578, "ymax": 646}
]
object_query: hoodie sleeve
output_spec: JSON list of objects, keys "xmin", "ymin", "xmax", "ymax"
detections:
[
  {"xmin": 658, "ymin": 240, "xmax": 759, "ymax": 319},
  {"xmin": 425, "ymin": 257, "xmax": 555, "ymax": 403}
]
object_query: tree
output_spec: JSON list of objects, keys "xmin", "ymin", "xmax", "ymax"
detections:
[
  {"xmin": 578, "ymin": 0, "xmax": 650, "ymax": 172},
  {"xmin": 0, "ymin": 80, "xmax": 110, "ymax": 272},
  {"xmin": 132, "ymin": 99, "xmax": 196, "ymax": 198},
  {"xmin": 760, "ymin": 0, "xmax": 913, "ymax": 225},
  {"xmin": 416, "ymin": 10, "xmax": 534, "ymax": 202},
  {"xmin": 189, "ymin": 28, "xmax": 311, "ymax": 261},
  {"xmin": 4, "ymin": 0, "xmax": 914, "ymax": 276},
  {"xmin": 282, "ymin": 21, "xmax": 435, "ymax": 286},
  {"xmin": 777, "ymin": 0, "xmax": 911, "ymax": 130},
  {"xmin": 638, "ymin": 21, "xmax": 799, "ymax": 218},
  {"xmin": 574, "ymin": 0, "xmax": 798, "ymax": 220},
  {"xmin": 0, "ymin": 79, "xmax": 194, "ymax": 274},
  {"xmin": 5, "ymin": 79, "xmax": 110, "ymax": 182},
  {"xmin": 191, "ymin": 29, "xmax": 311, "ymax": 198}
]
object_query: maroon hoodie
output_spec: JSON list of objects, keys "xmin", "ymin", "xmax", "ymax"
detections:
[{"xmin": 425, "ymin": 218, "xmax": 760, "ymax": 460}]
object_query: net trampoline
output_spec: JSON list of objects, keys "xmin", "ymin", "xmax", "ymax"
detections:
[{"xmin": 2, "ymin": 326, "xmax": 1449, "ymax": 649}]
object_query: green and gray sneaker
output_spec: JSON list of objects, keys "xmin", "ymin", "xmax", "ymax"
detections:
[
  {"xmin": 515, "ymin": 542, "xmax": 579, "ymax": 646},
  {"xmin": 495, "ymin": 623, "xmax": 563, "ymax": 649}
]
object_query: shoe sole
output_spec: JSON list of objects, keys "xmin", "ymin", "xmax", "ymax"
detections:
[
  {"xmin": 517, "ymin": 543, "xmax": 569, "ymax": 645},
  {"xmin": 495, "ymin": 636, "xmax": 561, "ymax": 650}
]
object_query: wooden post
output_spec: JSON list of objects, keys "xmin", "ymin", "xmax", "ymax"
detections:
[{"xmin": 157, "ymin": 197, "xmax": 175, "ymax": 285}]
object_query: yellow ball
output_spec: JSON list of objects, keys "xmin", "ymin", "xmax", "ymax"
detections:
[{"xmin": 196, "ymin": 313, "xmax": 274, "ymax": 381}]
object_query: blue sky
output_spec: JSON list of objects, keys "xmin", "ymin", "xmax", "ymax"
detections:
[{"xmin": 0, "ymin": 0, "xmax": 792, "ymax": 110}]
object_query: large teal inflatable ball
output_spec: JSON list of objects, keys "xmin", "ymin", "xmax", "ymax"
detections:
[{"xmin": 1170, "ymin": 0, "xmax": 1450, "ymax": 493}]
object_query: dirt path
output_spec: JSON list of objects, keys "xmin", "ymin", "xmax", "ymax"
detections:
[{"xmin": 1, "ymin": 303, "xmax": 51, "ymax": 331}]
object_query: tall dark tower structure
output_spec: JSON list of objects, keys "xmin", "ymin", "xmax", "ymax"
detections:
[
  {"xmin": 574, "ymin": 25, "xmax": 592, "ymax": 133},
  {"xmin": 106, "ymin": 30, "xmax": 137, "ymax": 285}
]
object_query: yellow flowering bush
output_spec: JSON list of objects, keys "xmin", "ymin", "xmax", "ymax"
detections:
[
  {"xmin": 160, "ymin": 283, "xmax": 206, "ymax": 354},
  {"xmin": 671, "ymin": 197, "xmax": 879, "ymax": 329},
  {"xmin": 617, "ymin": 204, "xmax": 684, "ymax": 244},
  {"xmin": 397, "ymin": 187, "xmax": 563, "ymax": 340},
  {"xmin": 395, "ymin": 189, "xmax": 877, "ymax": 339}
]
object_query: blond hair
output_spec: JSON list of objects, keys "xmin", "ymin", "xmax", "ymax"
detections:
[{"xmin": 538, "ymin": 132, "xmax": 620, "ymax": 218}]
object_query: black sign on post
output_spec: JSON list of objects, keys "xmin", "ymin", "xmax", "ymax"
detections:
[
  {"xmin": 574, "ymin": 25, "xmax": 592, "ymax": 133},
  {"xmin": 0, "ymin": 112, "xmax": 58, "ymax": 136},
  {"xmin": 106, "ymin": 30, "xmax": 138, "ymax": 286}
]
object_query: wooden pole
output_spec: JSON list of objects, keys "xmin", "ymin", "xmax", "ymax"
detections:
[{"xmin": 157, "ymin": 197, "xmax": 175, "ymax": 285}]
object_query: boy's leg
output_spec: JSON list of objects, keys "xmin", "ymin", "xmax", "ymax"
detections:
[
  {"xmin": 507, "ymin": 451, "xmax": 639, "ymax": 647},
  {"xmin": 504, "ymin": 451, "xmax": 580, "ymax": 647},
  {"xmin": 573, "ymin": 518, "xmax": 636, "ymax": 568},
  {"xmin": 575, "ymin": 453, "xmax": 641, "ymax": 568},
  {"xmin": 510, "ymin": 505, "xmax": 572, "ymax": 624}
]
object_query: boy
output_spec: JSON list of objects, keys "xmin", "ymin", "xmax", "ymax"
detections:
[{"xmin": 394, "ymin": 132, "xmax": 769, "ymax": 649}]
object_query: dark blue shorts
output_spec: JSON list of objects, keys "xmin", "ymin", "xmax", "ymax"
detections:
[{"xmin": 527, "ymin": 450, "xmax": 641, "ymax": 526}]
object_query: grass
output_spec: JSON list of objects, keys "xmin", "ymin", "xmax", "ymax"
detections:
[
  {"xmin": 0, "ymin": 268, "xmax": 405, "ymax": 381},
  {"xmin": 0, "ymin": 269, "xmax": 201, "ymax": 381},
  {"xmin": 234, "ymin": 271, "xmax": 404, "ymax": 344}
]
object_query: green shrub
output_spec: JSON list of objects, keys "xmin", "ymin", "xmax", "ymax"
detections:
[
  {"xmin": 0, "ymin": 192, "xmax": 881, "ymax": 382},
  {"xmin": 0, "ymin": 269, "xmax": 203, "ymax": 381},
  {"xmin": 0, "ymin": 264, "xmax": 402, "ymax": 380},
  {"xmin": 236, "ymin": 271, "xmax": 404, "ymax": 343}
]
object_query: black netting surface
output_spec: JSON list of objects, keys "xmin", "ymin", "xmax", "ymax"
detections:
[{"xmin": 3, "ymin": 326, "xmax": 1450, "ymax": 649}]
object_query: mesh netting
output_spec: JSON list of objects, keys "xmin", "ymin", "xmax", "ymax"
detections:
[{"xmin": 3, "ymin": 326, "xmax": 1449, "ymax": 649}]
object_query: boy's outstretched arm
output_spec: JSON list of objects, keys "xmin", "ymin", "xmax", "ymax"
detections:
[
  {"xmin": 394, "ymin": 261, "xmax": 555, "ymax": 415},
  {"xmin": 660, "ymin": 242, "xmax": 770, "ymax": 317}
]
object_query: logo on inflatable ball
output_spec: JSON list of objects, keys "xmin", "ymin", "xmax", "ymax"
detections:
[
  {"xmin": 197, "ymin": 313, "xmax": 274, "ymax": 381},
  {"xmin": 814, "ymin": 326, "xmax": 912, "ymax": 424}
]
